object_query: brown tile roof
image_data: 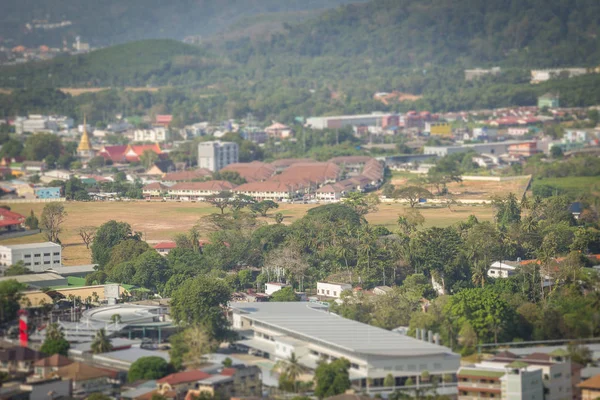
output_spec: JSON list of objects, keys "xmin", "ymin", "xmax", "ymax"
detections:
[
  {"xmin": 270, "ymin": 158, "xmax": 314, "ymax": 168},
  {"xmin": 234, "ymin": 181, "xmax": 297, "ymax": 193},
  {"xmin": 522, "ymin": 353, "xmax": 551, "ymax": 363},
  {"xmin": 162, "ymin": 169, "xmax": 212, "ymax": 182},
  {"xmin": 157, "ymin": 370, "xmax": 212, "ymax": 386},
  {"xmin": 0, "ymin": 347, "xmax": 44, "ymax": 362},
  {"xmin": 329, "ymin": 156, "xmax": 373, "ymax": 164},
  {"xmin": 578, "ymin": 374, "xmax": 600, "ymax": 390},
  {"xmin": 220, "ymin": 162, "xmax": 276, "ymax": 182},
  {"xmin": 143, "ymin": 182, "xmax": 168, "ymax": 190},
  {"xmin": 493, "ymin": 350, "xmax": 518, "ymax": 360},
  {"xmin": 34, "ymin": 354, "xmax": 72, "ymax": 368},
  {"xmin": 169, "ymin": 180, "xmax": 235, "ymax": 191},
  {"xmin": 53, "ymin": 361, "xmax": 116, "ymax": 381},
  {"xmin": 271, "ymin": 162, "xmax": 340, "ymax": 186}
]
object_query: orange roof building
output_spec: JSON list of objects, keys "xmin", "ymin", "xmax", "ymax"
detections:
[
  {"xmin": 220, "ymin": 162, "xmax": 276, "ymax": 182},
  {"xmin": 578, "ymin": 374, "xmax": 600, "ymax": 400}
]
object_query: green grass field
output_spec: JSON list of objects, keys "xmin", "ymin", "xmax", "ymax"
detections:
[{"xmin": 531, "ymin": 176, "xmax": 600, "ymax": 198}]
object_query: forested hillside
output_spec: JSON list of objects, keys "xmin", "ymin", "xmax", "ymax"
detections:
[
  {"xmin": 246, "ymin": 0, "xmax": 600, "ymax": 67},
  {"xmin": 1, "ymin": 0, "xmax": 365, "ymax": 47}
]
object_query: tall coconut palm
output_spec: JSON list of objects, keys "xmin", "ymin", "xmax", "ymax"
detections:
[
  {"xmin": 272, "ymin": 353, "xmax": 307, "ymax": 393},
  {"xmin": 91, "ymin": 329, "xmax": 113, "ymax": 354},
  {"xmin": 471, "ymin": 260, "xmax": 488, "ymax": 288}
]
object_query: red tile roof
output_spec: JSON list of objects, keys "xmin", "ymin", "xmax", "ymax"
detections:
[
  {"xmin": 271, "ymin": 162, "xmax": 340, "ymax": 186},
  {"xmin": 270, "ymin": 158, "xmax": 314, "ymax": 168},
  {"xmin": 220, "ymin": 368, "xmax": 236, "ymax": 376},
  {"xmin": 126, "ymin": 144, "xmax": 162, "ymax": 162},
  {"xmin": 158, "ymin": 370, "xmax": 212, "ymax": 386},
  {"xmin": 162, "ymin": 169, "xmax": 212, "ymax": 182},
  {"xmin": 153, "ymin": 242, "xmax": 177, "ymax": 250},
  {"xmin": 221, "ymin": 162, "xmax": 276, "ymax": 182},
  {"xmin": 34, "ymin": 354, "xmax": 72, "ymax": 368},
  {"xmin": 170, "ymin": 180, "xmax": 235, "ymax": 191},
  {"xmin": 99, "ymin": 145, "xmax": 129, "ymax": 163},
  {"xmin": 0, "ymin": 208, "xmax": 25, "ymax": 227}
]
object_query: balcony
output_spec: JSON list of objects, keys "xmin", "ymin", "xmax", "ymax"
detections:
[{"xmin": 458, "ymin": 381, "xmax": 501, "ymax": 392}]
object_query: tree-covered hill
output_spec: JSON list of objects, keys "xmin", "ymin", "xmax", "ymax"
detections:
[
  {"xmin": 1, "ymin": 0, "xmax": 366, "ymax": 47},
  {"xmin": 250, "ymin": 0, "xmax": 600, "ymax": 68},
  {"xmin": 0, "ymin": 40, "xmax": 222, "ymax": 87}
]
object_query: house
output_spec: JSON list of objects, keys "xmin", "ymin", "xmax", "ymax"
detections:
[
  {"xmin": 98, "ymin": 145, "xmax": 129, "ymax": 163},
  {"xmin": 317, "ymin": 282, "xmax": 352, "ymax": 299},
  {"xmin": 0, "ymin": 346, "xmax": 45, "ymax": 374},
  {"xmin": 21, "ymin": 161, "xmax": 46, "ymax": 173},
  {"xmin": 157, "ymin": 370, "xmax": 212, "ymax": 395},
  {"xmin": 153, "ymin": 242, "xmax": 177, "ymax": 256},
  {"xmin": 270, "ymin": 158, "xmax": 314, "ymax": 173},
  {"xmin": 167, "ymin": 180, "xmax": 236, "ymax": 201},
  {"xmin": 569, "ymin": 202, "xmax": 583, "ymax": 220},
  {"xmin": 579, "ymin": 374, "xmax": 600, "ymax": 400},
  {"xmin": 142, "ymin": 182, "xmax": 168, "ymax": 199},
  {"xmin": 34, "ymin": 186, "xmax": 61, "ymax": 199},
  {"xmin": 0, "ymin": 208, "xmax": 25, "ymax": 233},
  {"xmin": 270, "ymin": 162, "xmax": 341, "ymax": 188},
  {"xmin": 488, "ymin": 261, "xmax": 519, "ymax": 278},
  {"xmin": 220, "ymin": 161, "xmax": 275, "ymax": 183},
  {"xmin": 264, "ymin": 282, "xmax": 290, "ymax": 296},
  {"xmin": 33, "ymin": 354, "xmax": 73, "ymax": 379},
  {"xmin": 52, "ymin": 361, "xmax": 118, "ymax": 397},
  {"xmin": 538, "ymin": 92, "xmax": 560, "ymax": 108},
  {"xmin": 187, "ymin": 366, "xmax": 262, "ymax": 399},
  {"xmin": 265, "ymin": 122, "xmax": 293, "ymax": 139},
  {"xmin": 145, "ymin": 160, "xmax": 175, "ymax": 176},
  {"xmin": 155, "ymin": 115, "xmax": 173, "ymax": 127},
  {"xmin": 508, "ymin": 141, "xmax": 539, "ymax": 157},
  {"xmin": 161, "ymin": 168, "xmax": 212, "ymax": 183},
  {"xmin": 315, "ymin": 183, "xmax": 350, "ymax": 201}
]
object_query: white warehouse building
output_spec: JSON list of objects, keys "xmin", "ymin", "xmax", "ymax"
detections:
[
  {"xmin": 0, "ymin": 242, "xmax": 62, "ymax": 273},
  {"xmin": 230, "ymin": 302, "xmax": 460, "ymax": 395}
]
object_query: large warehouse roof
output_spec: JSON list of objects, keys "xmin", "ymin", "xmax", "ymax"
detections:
[{"xmin": 230, "ymin": 302, "xmax": 453, "ymax": 357}]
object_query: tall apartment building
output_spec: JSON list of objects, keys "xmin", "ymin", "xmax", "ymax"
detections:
[
  {"xmin": 0, "ymin": 242, "xmax": 62, "ymax": 273},
  {"xmin": 197, "ymin": 141, "xmax": 239, "ymax": 172}
]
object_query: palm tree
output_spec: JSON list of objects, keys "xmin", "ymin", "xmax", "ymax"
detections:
[
  {"xmin": 471, "ymin": 260, "xmax": 488, "ymax": 288},
  {"xmin": 91, "ymin": 329, "xmax": 113, "ymax": 354},
  {"xmin": 110, "ymin": 314, "xmax": 122, "ymax": 325},
  {"xmin": 272, "ymin": 353, "xmax": 307, "ymax": 393}
]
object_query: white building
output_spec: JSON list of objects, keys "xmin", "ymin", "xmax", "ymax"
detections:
[
  {"xmin": 316, "ymin": 282, "xmax": 352, "ymax": 299},
  {"xmin": 134, "ymin": 127, "xmax": 168, "ymax": 143},
  {"xmin": 264, "ymin": 282, "xmax": 290, "ymax": 296},
  {"xmin": 0, "ymin": 242, "xmax": 62, "ymax": 273},
  {"xmin": 14, "ymin": 115, "xmax": 58, "ymax": 134},
  {"xmin": 306, "ymin": 112, "xmax": 396, "ymax": 130},
  {"xmin": 531, "ymin": 68, "xmax": 588, "ymax": 83},
  {"xmin": 230, "ymin": 302, "xmax": 460, "ymax": 394},
  {"xmin": 197, "ymin": 141, "xmax": 239, "ymax": 172},
  {"xmin": 488, "ymin": 261, "xmax": 518, "ymax": 279}
]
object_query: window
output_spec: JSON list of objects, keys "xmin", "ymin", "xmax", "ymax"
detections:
[
  {"xmin": 34, "ymin": 262, "xmax": 40, "ymax": 265},
  {"xmin": 34, "ymin": 253, "xmax": 41, "ymax": 257},
  {"xmin": 327, "ymin": 290, "xmax": 330, "ymax": 295},
  {"xmin": 44, "ymin": 261, "xmax": 50, "ymax": 265},
  {"xmin": 43, "ymin": 253, "xmax": 50, "ymax": 257},
  {"xmin": 25, "ymin": 263, "xmax": 31, "ymax": 266},
  {"xmin": 24, "ymin": 254, "xmax": 31, "ymax": 258},
  {"xmin": 52, "ymin": 251, "xmax": 59, "ymax": 256},
  {"xmin": 333, "ymin": 291, "xmax": 337, "ymax": 296}
]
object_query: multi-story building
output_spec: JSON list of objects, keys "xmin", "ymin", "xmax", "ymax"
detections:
[
  {"xmin": 166, "ymin": 181, "xmax": 236, "ymax": 201},
  {"xmin": 134, "ymin": 127, "xmax": 168, "ymax": 143},
  {"xmin": 197, "ymin": 141, "xmax": 239, "ymax": 172},
  {"xmin": 460, "ymin": 350, "xmax": 574, "ymax": 400},
  {"xmin": 0, "ymin": 242, "xmax": 62, "ymax": 272},
  {"xmin": 230, "ymin": 302, "xmax": 460, "ymax": 395},
  {"xmin": 306, "ymin": 113, "xmax": 398, "ymax": 130}
]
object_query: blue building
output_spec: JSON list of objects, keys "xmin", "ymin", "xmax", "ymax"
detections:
[{"xmin": 34, "ymin": 187, "xmax": 61, "ymax": 199}]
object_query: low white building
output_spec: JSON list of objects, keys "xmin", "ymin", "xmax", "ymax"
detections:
[
  {"xmin": 316, "ymin": 282, "xmax": 352, "ymax": 299},
  {"xmin": 134, "ymin": 127, "xmax": 168, "ymax": 143},
  {"xmin": 0, "ymin": 242, "xmax": 62, "ymax": 273},
  {"xmin": 264, "ymin": 282, "xmax": 290, "ymax": 296},
  {"xmin": 488, "ymin": 261, "xmax": 518, "ymax": 278}
]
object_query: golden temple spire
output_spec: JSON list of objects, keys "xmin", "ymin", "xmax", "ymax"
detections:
[{"xmin": 77, "ymin": 114, "xmax": 91, "ymax": 152}]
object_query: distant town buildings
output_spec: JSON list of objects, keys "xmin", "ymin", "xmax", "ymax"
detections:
[
  {"xmin": 14, "ymin": 115, "xmax": 74, "ymax": 134},
  {"xmin": 464, "ymin": 67, "xmax": 501, "ymax": 81},
  {"xmin": 306, "ymin": 113, "xmax": 398, "ymax": 130},
  {"xmin": 134, "ymin": 127, "xmax": 168, "ymax": 143},
  {"xmin": 197, "ymin": 141, "xmax": 239, "ymax": 172}
]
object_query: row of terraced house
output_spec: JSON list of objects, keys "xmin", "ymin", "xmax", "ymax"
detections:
[{"xmin": 142, "ymin": 156, "xmax": 384, "ymax": 202}]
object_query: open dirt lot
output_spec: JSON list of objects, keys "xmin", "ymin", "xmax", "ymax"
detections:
[{"xmin": 0, "ymin": 201, "xmax": 493, "ymax": 265}]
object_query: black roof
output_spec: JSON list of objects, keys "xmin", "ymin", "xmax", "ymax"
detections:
[
  {"xmin": 0, "ymin": 346, "xmax": 45, "ymax": 362},
  {"xmin": 569, "ymin": 202, "xmax": 583, "ymax": 214}
]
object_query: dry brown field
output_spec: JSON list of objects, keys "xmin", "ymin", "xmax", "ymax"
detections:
[{"xmin": 0, "ymin": 201, "xmax": 494, "ymax": 265}]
